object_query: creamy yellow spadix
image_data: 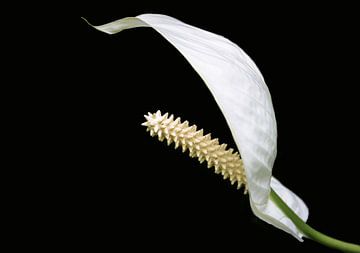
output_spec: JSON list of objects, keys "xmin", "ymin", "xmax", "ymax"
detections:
[{"xmin": 142, "ymin": 110, "xmax": 247, "ymax": 191}]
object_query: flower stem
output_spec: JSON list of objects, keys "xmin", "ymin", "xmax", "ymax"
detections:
[{"xmin": 270, "ymin": 189, "xmax": 360, "ymax": 253}]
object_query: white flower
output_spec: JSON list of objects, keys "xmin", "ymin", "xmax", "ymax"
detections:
[{"xmin": 84, "ymin": 14, "xmax": 309, "ymax": 240}]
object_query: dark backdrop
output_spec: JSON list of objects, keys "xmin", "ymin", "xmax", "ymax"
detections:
[{"xmin": 75, "ymin": 2, "xmax": 359, "ymax": 252}]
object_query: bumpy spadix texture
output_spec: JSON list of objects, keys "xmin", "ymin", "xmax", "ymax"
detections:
[
  {"xmin": 85, "ymin": 14, "xmax": 308, "ymax": 241},
  {"xmin": 142, "ymin": 111, "xmax": 247, "ymax": 191}
]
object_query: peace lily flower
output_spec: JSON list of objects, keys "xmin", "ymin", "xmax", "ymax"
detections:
[{"xmin": 84, "ymin": 14, "xmax": 360, "ymax": 252}]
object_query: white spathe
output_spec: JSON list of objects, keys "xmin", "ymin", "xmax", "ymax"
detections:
[{"xmin": 84, "ymin": 14, "xmax": 309, "ymax": 240}]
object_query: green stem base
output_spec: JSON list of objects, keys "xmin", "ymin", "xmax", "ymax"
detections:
[{"xmin": 270, "ymin": 189, "xmax": 360, "ymax": 253}]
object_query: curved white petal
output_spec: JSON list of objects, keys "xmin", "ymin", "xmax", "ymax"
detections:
[{"xmin": 84, "ymin": 14, "xmax": 308, "ymax": 239}]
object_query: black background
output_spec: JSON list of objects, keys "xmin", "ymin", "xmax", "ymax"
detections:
[{"xmin": 74, "ymin": 2, "xmax": 359, "ymax": 252}]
